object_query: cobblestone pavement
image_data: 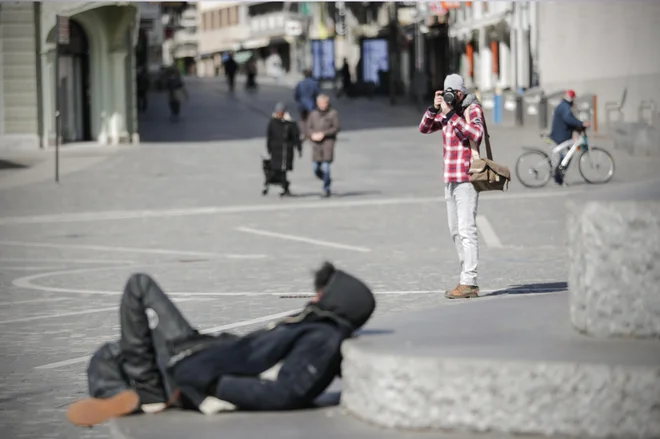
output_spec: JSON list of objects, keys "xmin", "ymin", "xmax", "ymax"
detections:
[{"xmin": 0, "ymin": 78, "xmax": 658, "ymax": 439}]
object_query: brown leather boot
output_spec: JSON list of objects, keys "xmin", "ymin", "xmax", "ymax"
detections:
[
  {"xmin": 445, "ymin": 284, "xmax": 479, "ymax": 299},
  {"xmin": 66, "ymin": 389, "xmax": 140, "ymax": 427}
]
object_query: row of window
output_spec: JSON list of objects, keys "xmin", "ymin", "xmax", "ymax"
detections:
[{"xmin": 201, "ymin": 6, "xmax": 239, "ymax": 31}]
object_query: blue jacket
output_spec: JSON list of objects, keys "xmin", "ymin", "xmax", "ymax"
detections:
[
  {"xmin": 294, "ymin": 78, "xmax": 320, "ymax": 112},
  {"xmin": 550, "ymin": 99, "xmax": 584, "ymax": 144}
]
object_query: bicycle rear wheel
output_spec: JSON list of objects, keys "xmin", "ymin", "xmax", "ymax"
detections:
[
  {"xmin": 515, "ymin": 150, "xmax": 552, "ymax": 188},
  {"xmin": 579, "ymin": 147, "xmax": 615, "ymax": 184}
]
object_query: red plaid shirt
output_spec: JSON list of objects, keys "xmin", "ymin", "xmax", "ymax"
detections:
[{"xmin": 419, "ymin": 104, "xmax": 485, "ymax": 183}]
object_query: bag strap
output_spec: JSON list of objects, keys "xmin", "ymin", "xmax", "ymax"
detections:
[{"xmin": 465, "ymin": 104, "xmax": 493, "ymax": 161}]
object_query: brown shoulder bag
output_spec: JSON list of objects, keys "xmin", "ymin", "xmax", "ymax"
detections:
[{"xmin": 466, "ymin": 106, "xmax": 511, "ymax": 192}]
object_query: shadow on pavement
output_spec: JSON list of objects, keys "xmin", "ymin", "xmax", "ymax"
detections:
[
  {"xmin": 138, "ymin": 78, "xmax": 423, "ymax": 144},
  {"xmin": 486, "ymin": 282, "xmax": 568, "ymax": 296},
  {"xmin": 0, "ymin": 159, "xmax": 28, "ymax": 170}
]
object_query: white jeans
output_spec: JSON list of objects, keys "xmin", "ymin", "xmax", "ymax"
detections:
[{"xmin": 445, "ymin": 182, "xmax": 479, "ymax": 286}]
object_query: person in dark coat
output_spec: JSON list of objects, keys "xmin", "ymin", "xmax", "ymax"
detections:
[
  {"xmin": 294, "ymin": 69, "xmax": 320, "ymax": 136},
  {"xmin": 264, "ymin": 102, "xmax": 302, "ymax": 197},
  {"xmin": 223, "ymin": 52, "xmax": 238, "ymax": 92},
  {"xmin": 66, "ymin": 262, "xmax": 376, "ymax": 427}
]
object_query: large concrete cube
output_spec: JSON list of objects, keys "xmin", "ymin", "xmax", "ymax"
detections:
[{"xmin": 568, "ymin": 180, "xmax": 660, "ymax": 338}]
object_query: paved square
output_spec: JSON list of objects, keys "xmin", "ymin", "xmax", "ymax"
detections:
[{"xmin": 0, "ymin": 77, "xmax": 657, "ymax": 439}]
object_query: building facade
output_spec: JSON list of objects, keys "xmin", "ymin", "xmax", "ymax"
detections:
[
  {"xmin": 196, "ymin": 1, "xmax": 248, "ymax": 77},
  {"xmin": 137, "ymin": 2, "xmax": 164, "ymax": 77},
  {"xmin": 537, "ymin": 1, "xmax": 660, "ymax": 125},
  {"xmin": 447, "ymin": 1, "xmax": 538, "ymax": 92},
  {"xmin": 168, "ymin": 3, "xmax": 199, "ymax": 75},
  {"xmin": 0, "ymin": 1, "xmax": 139, "ymax": 150}
]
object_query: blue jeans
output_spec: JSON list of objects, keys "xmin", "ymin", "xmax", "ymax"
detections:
[{"xmin": 313, "ymin": 161, "xmax": 331, "ymax": 191}]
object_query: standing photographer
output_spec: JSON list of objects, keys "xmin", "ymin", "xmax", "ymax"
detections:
[{"xmin": 418, "ymin": 74, "xmax": 484, "ymax": 299}]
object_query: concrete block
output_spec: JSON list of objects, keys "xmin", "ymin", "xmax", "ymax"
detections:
[
  {"xmin": 340, "ymin": 293, "xmax": 660, "ymax": 438},
  {"xmin": 568, "ymin": 180, "xmax": 660, "ymax": 338}
]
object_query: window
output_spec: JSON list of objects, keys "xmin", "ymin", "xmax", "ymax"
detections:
[
  {"xmin": 213, "ymin": 10, "xmax": 220, "ymax": 29},
  {"xmin": 230, "ymin": 6, "xmax": 238, "ymax": 26},
  {"xmin": 220, "ymin": 8, "xmax": 227, "ymax": 27},
  {"xmin": 202, "ymin": 12, "xmax": 209, "ymax": 30}
]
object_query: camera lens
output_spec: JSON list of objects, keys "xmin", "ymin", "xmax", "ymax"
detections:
[{"xmin": 444, "ymin": 91, "xmax": 455, "ymax": 104}]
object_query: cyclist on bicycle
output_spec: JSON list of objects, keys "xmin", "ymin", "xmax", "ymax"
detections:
[{"xmin": 549, "ymin": 90, "xmax": 590, "ymax": 184}]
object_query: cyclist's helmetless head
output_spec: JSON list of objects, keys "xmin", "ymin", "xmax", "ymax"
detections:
[{"xmin": 565, "ymin": 89, "xmax": 576, "ymax": 104}]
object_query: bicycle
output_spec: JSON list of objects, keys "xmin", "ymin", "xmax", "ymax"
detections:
[{"xmin": 515, "ymin": 128, "xmax": 615, "ymax": 188}]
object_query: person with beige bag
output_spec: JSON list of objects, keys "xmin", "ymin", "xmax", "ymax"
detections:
[{"xmin": 419, "ymin": 74, "xmax": 510, "ymax": 299}]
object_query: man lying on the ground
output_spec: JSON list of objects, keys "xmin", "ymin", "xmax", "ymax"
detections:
[{"xmin": 66, "ymin": 262, "xmax": 376, "ymax": 427}]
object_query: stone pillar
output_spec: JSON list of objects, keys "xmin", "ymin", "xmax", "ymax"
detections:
[
  {"xmin": 111, "ymin": 51, "xmax": 128, "ymax": 145},
  {"xmin": 568, "ymin": 180, "xmax": 660, "ymax": 338}
]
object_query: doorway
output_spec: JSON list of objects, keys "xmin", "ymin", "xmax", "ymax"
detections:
[{"xmin": 58, "ymin": 19, "xmax": 91, "ymax": 142}]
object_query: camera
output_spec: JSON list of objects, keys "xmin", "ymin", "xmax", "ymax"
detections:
[{"xmin": 441, "ymin": 87, "xmax": 457, "ymax": 105}]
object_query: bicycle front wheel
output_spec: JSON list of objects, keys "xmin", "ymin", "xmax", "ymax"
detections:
[
  {"xmin": 515, "ymin": 150, "xmax": 552, "ymax": 188},
  {"xmin": 579, "ymin": 147, "xmax": 615, "ymax": 184}
]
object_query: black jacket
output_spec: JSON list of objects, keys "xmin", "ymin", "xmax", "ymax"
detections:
[
  {"xmin": 169, "ymin": 269, "xmax": 375, "ymax": 410},
  {"xmin": 267, "ymin": 113, "xmax": 302, "ymax": 172}
]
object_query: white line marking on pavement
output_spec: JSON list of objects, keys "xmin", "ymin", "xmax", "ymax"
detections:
[
  {"xmin": 0, "ymin": 189, "xmax": 587, "ymax": 226},
  {"xmin": 236, "ymin": 226, "xmax": 371, "ymax": 253},
  {"xmin": 0, "ymin": 266, "xmax": 62, "ymax": 271},
  {"xmin": 0, "ymin": 298, "xmax": 200, "ymax": 325},
  {"xmin": 198, "ymin": 309, "xmax": 299, "ymax": 334},
  {"xmin": 0, "ymin": 258, "xmax": 135, "ymax": 264},
  {"xmin": 34, "ymin": 308, "xmax": 301, "ymax": 370},
  {"xmin": 476, "ymin": 215, "xmax": 504, "ymax": 248},
  {"xmin": 12, "ymin": 262, "xmax": 207, "ymax": 296},
  {"xmin": 0, "ymin": 298, "xmax": 69, "ymax": 306},
  {"xmin": 0, "ymin": 240, "xmax": 266, "ymax": 259}
]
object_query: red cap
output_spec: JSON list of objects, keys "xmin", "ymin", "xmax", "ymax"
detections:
[{"xmin": 566, "ymin": 89, "xmax": 576, "ymax": 99}]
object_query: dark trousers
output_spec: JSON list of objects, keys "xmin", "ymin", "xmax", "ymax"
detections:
[
  {"xmin": 169, "ymin": 100, "xmax": 180, "ymax": 117},
  {"xmin": 227, "ymin": 74, "xmax": 235, "ymax": 91},
  {"xmin": 87, "ymin": 274, "xmax": 311, "ymax": 412}
]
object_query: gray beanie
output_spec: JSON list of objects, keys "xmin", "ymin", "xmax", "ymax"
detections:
[
  {"xmin": 274, "ymin": 102, "xmax": 287, "ymax": 113},
  {"xmin": 444, "ymin": 74, "xmax": 467, "ymax": 93}
]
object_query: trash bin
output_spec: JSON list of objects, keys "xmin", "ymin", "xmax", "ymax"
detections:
[
  {"xmin": 502, "ymin": 90, "xmax": 523, "ymax": 128},
  {"xmin": 546, "ymin": 90, "xmax": 567, "ymax": 130},
  {"xmin": 575, "ymin": 93, "xmax": 597, "ymax": 132},
  {"xmin": 480, "ymin": 89, "xmax": 496, "ymax": 125},
  {"xmin": 522, "ymin": 87, "xmax": 546, "ymax": 131}
]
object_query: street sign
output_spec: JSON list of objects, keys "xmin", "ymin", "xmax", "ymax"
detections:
[
  {"xmin": 56, "ymin": 15, "xmax": 69, "ymax": 45},
  {"xmin": 285, "ymin": 20, "xmax": 302, "ymax": 37}
]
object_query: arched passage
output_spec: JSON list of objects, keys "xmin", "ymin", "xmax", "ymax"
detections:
[{"xmin": 58, "ymin": 19, "xmax": 92, "ymax": 142}]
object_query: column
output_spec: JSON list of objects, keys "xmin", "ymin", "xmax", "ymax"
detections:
[
  {"xmin": 478, "ymin": 29, "xmax": 491, "ymax": 90},
  {"xmin": 111, "ymin": 51, "xmax": 128, "ymax": 145},
  {"xmin": 499, "ymin": 39, "xmax": 510, "ymax": 89}
]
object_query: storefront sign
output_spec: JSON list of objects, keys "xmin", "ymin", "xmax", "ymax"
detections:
[
  {"xmin": 311, "ymin": 39, "xmax": 335, "ymax": 80},
  {"xmin": 361, "ymin": 38, "xmax": 389, "ymax": 86},
  {"xmin": 56, "ymin": 15, "xmax": 69, "ymax": 45}
]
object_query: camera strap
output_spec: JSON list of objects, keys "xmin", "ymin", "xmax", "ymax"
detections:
[{"xmin": 465, "ymin": 104, "xmax": 493, "ymax": 161}]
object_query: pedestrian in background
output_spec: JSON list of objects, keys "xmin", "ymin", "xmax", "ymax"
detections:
[
  {"xmin": 294, "ymin": 69, "xmax": 320, "ymax": 136},
  {"xmin": 419, "ymin": 74, "xmax": 484, "ymax": 299},
  {"xmin": 306, "ymin": 94, "xmax": 340, "ymax": 198},
  {"xmin": 166, "ymin": 68, "xmax": 187, "ymax": 121},
  {"xmin": 263, "ymin": 102, "xmax": 302, "ymax": 197},
  {"xmin": 223, "ymin": 52, "xmax": 238, "ymax": 92}
]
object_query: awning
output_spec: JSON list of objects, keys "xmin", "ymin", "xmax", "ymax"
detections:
[{"xmin": 242, "ymin": 38, "xmax": 270, "ymax": 50}]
